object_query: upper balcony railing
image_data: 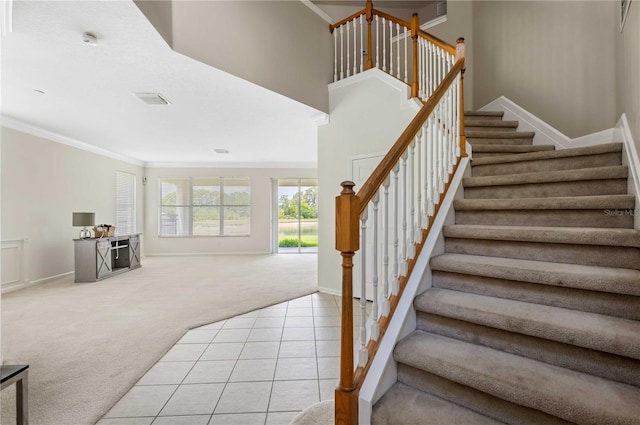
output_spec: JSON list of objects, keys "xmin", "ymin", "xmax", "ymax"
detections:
[{"xmin": 331, "ymin": 2, "xmax": 467, "ymax": 424}]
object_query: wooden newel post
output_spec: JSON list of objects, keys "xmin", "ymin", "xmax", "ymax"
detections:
[
  {"xmin": 365, "ymin": 0, "xmax": 373, "ymax": 70},
  {"xmin": 335, "ymin": 181, "xmax": 360, "ymax": 425},
  {"xmin": 410, "ymin": 13, "xmax": 420, "ymax": 98},
  {"xmin": 456, "ymin": 37, "xmax": 467, "ymax": 158}
]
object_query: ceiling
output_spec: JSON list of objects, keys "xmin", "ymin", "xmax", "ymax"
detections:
[{"xmin": 1, "ymin": 1, "xmax": 325, "ymax": 168}]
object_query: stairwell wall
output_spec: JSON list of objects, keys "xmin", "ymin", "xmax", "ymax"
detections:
[
  {"xmin": 471, "ymin": 1, "xmax": 617, "ymax": 138},
  {"xmin": 616, "ymin": 2, "xmax": 640, "ymax": 156}
]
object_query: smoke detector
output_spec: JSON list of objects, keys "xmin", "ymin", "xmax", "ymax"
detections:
[{"xmin": 82, "ymin": 32, "xmax": 98, "ymax": 46}]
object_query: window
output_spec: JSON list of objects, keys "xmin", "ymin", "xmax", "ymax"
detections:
[
  {"xmin": 159, "ymin": 177, "xmax": 250, "ymax": 236},
  {"xmin": 116, "ymin": 171, "xmax": 136, "ymax": 235}
]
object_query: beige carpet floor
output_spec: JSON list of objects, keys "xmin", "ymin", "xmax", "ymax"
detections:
[{"xmin": 1, "ymin": 254, "xmax": 318, "ymax": 425}]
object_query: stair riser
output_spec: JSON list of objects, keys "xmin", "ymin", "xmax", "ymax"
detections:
[
  {"xmin": 444, "ymin": 238, "xmax": 640, "ymax": 270},
  {"xmin": 397, "ymin": 364, "xmax": 573, "ymax": 425},
  {"xmin": 472, "ymin": 152, "xmax": 622, "ymax": 177},
  {"xmin": 468, "ymin": 138, "xmax": 533, "ymax": 146},
  {"xmin": 472, "ymin": 152, "xmax": 538, "ymax": 159},
  {"xmin": 455, "ymin": 209, "xmax": 635, "ymax": 228},
  {"xmin": 464, "ymin": 112, "xmax": 504, "ymax": 121},
  {"xmin": 465, "ymin": 126, "xmax": 517, "ymax": 132},
  {"xmin": 464, "ymin": 179, "xmax": 628, "ymax": 199},
  {"xmin": 415, "ymin": 313, "xmax": 640, "ymax": 388},
  {"xmin": 432, "ymin": 271, "xmax": 640, "ymax": 320}
]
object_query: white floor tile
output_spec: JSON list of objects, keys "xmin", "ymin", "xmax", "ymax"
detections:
[
  {"xmin": 314, "ymin": 327, "xmax": 341, "ymax": 341},
  {"xmin": 183, "ymin": 360, "xmax": 236, "ymax": 384},
  {"xmin": 281, "ymin": 327, "xmax": 315, "ymax": 341},
  {"xmin": 317, "ymin": 357, "xmax": 340, "ymax": 379},
  {"xmin": 257, "ymin": 308, "xmax": 287, "ymax": 318},
  {"xmin": 193, "ymin": 321, "xmax": 226, "ymax": 330},
  {"xmin": 252, "ymin": 317, "xmax": 285, "ymax": 328},
  {"xmin": 275, "ymin": 358, "xmax": 318, "ymax": 380},
  {"xmin": 239, "ymin": 341, "xmax": 281, "ymax": 359},
  {"xmin": 152, "ymin": 415, "xmax": 211, "ymax": 425},
  {"xmin": 159, "ymin": 383, "xmax": 224, "ymax": 416},
  {"xmin": 319, "ymin": 379, "xmax": 338, "ymax": 401},
  {"xmin": 229, "ymin": 358, "xmax": 277, "ymax": 382},
  {"xmin": 284, "ymin": 317, "xmax": 314, "ymax": 328},
  {"xmin": 214, "ymin": 382, "xmax": 272, "ymax": 414},
  {"xmin": 137, "ymin": 362, "xmax": 195, "ymax": 386},
  {"xmin": 209, "ymin": 413, "xmax": 266, "ymax": 425},
  {"xmin": 247, "ymin": 328, "xmax": 283, "ymax": 342},
  {"xmin": 278, "ymin": 340, "xmax": 316, "ymax": 358},
  {"xmin": 285, "ymin": 308, "xmax": 313, "ymax": 317},
  {"xmin": 313, "ymin": 316, "xmax": 341, "ymax": 327},
  {"xmin": 212, "ymin": 328, "xmax": 251, "ymax": 343},
  {"xmin": 160, "ymin": 344, "xmax": 208, "ymax": 362},
  {"xmin": 315, "ymin": 340, "xmax": 340, "ymax": 357},
  {"xmin": 200, "ymin": 343, "xmax": 244, "ymax": 361},
  {"xmin": 96, "ymin": 418, "xmax": 154, "ymax": 425},
  {"xmin": 105, "ymin": 385, "xmax": 177, "ymax": 418},
  {"xmin": 313, "ymin": 307, "xmax": 340, "ymax": 317},
  {"xmin": 223, "ymin": 317, "xmax": 257, "ymax": 329},
  {"xmin": 268, "ymin": 380, "xmax": 319, "ymax": 412}
]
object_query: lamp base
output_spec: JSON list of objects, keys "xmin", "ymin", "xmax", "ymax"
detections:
[{"xmin": 79, "ymin": 227, "xmax": 92, "ymax": 239}]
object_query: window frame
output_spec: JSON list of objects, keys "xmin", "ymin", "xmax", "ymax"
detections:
[{"xmin": 158, "ymin": 177, "xmax": 251, "ymax": 237}]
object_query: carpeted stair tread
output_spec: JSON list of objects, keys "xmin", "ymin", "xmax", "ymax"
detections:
[
  {"xmin": 472, "ymin": 142, "xmax": 622, "ymax": 166},
  {"xmin": 430, "ymin": 253, "xmax": 640, "ymax": 296},
  {"xmin": 394, "ymin": 331, "xmax": 640, "ymax": 425},
  {"xmin": 470, "ymin": 144, "xmax": 555, "ymax": 154},
  {"xmin": 465, "ymin": 110, "xmax": 504, "ymax": 118},
  {"xmin": 465, "ymin": 120, "xmax": 519, "ymax": 130},
  {"xmin": 466, "ymin": 130, "xmax": 535, "ymax": 139},
  {"xmin": 463, "ymin": 165, "xmax": 628, "ymax": 187},
  {"xmin": 454, "ymin": 194, "xmax": 635, "ymax": 210},
  {"xmin": 443, "ymin": 224, "xmax": 640, "ymax": 247},
  {"xmin": 372, "ymin": 382, "xmax": 506, "ymax": 425},
  {"xmin": 414, "ymin": 288, "xmax": 640, "ymax": 359}
]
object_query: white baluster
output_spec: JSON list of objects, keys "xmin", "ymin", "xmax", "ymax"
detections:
[
  {"xmin": 333, "ymin": 31, "xmax": 338, "ymax": 82},
  {"xmin": 415, "ymin": 129, "xmax": 425, "ymax": 234},
  {"xmin": 404, "ymin": 28, "xmax": 408, "ymax": 83},
  {"xmin": 400, "ymin": 150, "xmax": 408, "ymax": 276},
  {"xmin": 391, "ymin": 163, "xmax": 400, "ymax": 295},
  {"xmin": 382, "ymin": 17, "xmax": 386, "ymax": 72},
  {"xmin": 389, "ymin": 20, "xmax": 393, "ymax": 76},
  {"xmin": 370, "ymin": 193, "xmax": 380, "ymax": 341},
  {"xmin": 418, "ymin": 38, "xmax": 423, "ymax": 99},
  {"xmin": 455, "ymin": 76, "xmax": 461, "ymax": 158},
  {"xmin": 421, "ymin": 122, "xmax": 430, "ymax": 228},
  {"xmin": 407, "ymin": 140, "xmax": 416, "ymax": 260},
  {"xmin": 346, "ymin": 22, "xmax": 350, "ymax": 77},
  {"xmin": 360, "ymin": 15, "xmax": 364, "ymax": 73},
  {"xmin": 375, "ymin": 15, "xmax": 380, "ymax": 69},
  {"xmin": 353, "ymin": 18, "xmax": 357, "ymax": 76},
  {"xmin": 381, "ymin": 176, "xmax": 391, "ymax": 317},
  {"xmin": 438, "ymin": 104, "xmax": 446, "ymax": 194},
  {"xmin": 340, "ymin": 25, "xmax": 344, "ymax": 80},
  {"xmin": 358, "ymin": 207, "xmax": 368, "ymax": 367},
  {"xmin": 396, "ymin": 23, "xmax": 400, "ymax": 79}
]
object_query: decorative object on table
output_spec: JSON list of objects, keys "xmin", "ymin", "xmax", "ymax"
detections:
[
  {"xmin": 93, "ymin": 224, "xmax": 115, "ymax": 238},
  {"xmin": 72, "ymin": 212, "xmax": 95, "ymax": 239}
]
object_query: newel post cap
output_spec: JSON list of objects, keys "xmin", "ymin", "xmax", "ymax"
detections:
[{"xmin": 456, "ymin": 37, "xmax": 466, "ymax": 62}]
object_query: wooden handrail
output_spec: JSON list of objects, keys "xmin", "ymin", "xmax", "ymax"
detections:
[
  {"xmin": 357, "ymin": 58, "xmax": 465, "ymax": 211},
  {"xmin": 330, "ymin": 9, "xmax": 366, "ymax": 33},
  {"xmin": 417, "ymin": 29, "xmax": 457, "ymax": 55},
  {"xmin": 371, "ymin": 8, "xmax": 411, "ymax": 28}
]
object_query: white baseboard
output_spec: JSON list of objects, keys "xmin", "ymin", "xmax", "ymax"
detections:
[
  {"xmin": 317, "ymin": 286, "xmax": 342, "ymax": 297},
  {"xmin": 2, "ymin": 271, "xmax": 74, "ymax": 294},
  {"xmin": 614, "ymin": 113, "xmax": 640, "ymax": 230},
  {"xmin": 358, "ymin": 157, "xmax": 470, "ymax": 424},
  {"xmin": 144, "ymin": 251, "xmax": 273, "ymax": 257},
  {"xmin": 479, "ymin": 96, "xmax": 616, "ymax": 150}
]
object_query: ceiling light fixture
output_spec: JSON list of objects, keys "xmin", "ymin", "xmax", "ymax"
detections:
[
  {"xmin": 33, "ymin": 89, "xmax": 45, "ymax": 95},
  {"xmin": 82, "ymin": 32, "xmax": 98, "ymax": 46},
  {"xmin": 213, "ymin": 149, "xmax": 230, "ymax": 154}
]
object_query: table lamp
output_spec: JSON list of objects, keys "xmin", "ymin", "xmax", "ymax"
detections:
[{"xmin": 73, "ymin": 212, "xmax": 95, "ymax": 239}]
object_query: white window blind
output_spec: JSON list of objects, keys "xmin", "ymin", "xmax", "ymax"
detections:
[
  {"xmin": 159, "ymin": 177, "xmax": 250, "ymax": 237},
  {"xmin": 116, "ymin": 171, "xmax": 136, "ymax": 235}
]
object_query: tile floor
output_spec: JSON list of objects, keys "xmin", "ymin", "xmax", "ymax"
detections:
[{"xmin": 98, "ymin": 292, "xmax": 363, "ymax": 425}]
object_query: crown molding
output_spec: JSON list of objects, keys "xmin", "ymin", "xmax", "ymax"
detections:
[
  {"xmin": 300, "ymin": 0, "xmax": 334, "ymax": 24},
  {"xmin": 144, "ymin": 161, "xmax": 317, "ymax": 169},
  {"xmin": 0, "ymin": 115, "xmax": 146, "ymax": 166}
]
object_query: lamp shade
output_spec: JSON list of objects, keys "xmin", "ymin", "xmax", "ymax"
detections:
[{"xmin": 72, "ymin": 212, "xmax": 95, "ymax": 227}]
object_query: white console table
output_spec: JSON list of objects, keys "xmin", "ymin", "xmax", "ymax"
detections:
[{"xmin": 74, "ymin": 234, "xmax": 141, "ymax": 282}]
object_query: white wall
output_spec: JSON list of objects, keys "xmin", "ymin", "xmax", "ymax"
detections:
[
  {"xmin": 170, "ymin": 0, "xmax": 332, "ymax": 113},
  {"xmin": 616, "ymin": 1, "xmax": 640, "ymax": 154},
  {"xmin": 144, "ymin": 166, "xmax": 316, "ymax": 255},
  {"xmin": 472, "ymin": 1, "xmax": 617, "ymax": 137},
  {"xmin": 318, "ymin": 70, "xmax": 419, "ymax": 294},
  {"xmin": 1, "ymin": 127, "xmax": 145, "ymax": 284}
]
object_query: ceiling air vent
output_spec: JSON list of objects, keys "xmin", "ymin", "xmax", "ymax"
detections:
[{"xmin": 134, "ymin": 92, "xmax": 171, "ymax": 105}]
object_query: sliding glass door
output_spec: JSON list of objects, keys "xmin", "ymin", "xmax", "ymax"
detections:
[{"xmin": 276, "ymin": 179, "xmax": 318, "ymax": 253}]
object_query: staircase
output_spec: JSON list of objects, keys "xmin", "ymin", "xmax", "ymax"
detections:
[{"xmin": 371, "ymin": 111, "xmax": 640, "ymax": 424}]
